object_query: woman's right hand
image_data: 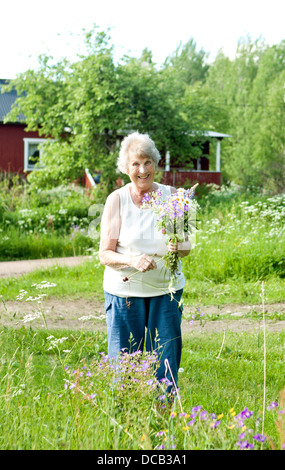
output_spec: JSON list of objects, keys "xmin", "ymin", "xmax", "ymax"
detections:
[{"xmin": 132, "ymin": 254, "xmax": 157, "ymax": 272}]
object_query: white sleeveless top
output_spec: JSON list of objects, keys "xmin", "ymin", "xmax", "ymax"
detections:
[{"xmin": 103, "ymin": 183, "xmax": 185, "ymax": 297}]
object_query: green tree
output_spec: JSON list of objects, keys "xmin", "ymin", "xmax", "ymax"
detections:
[
  {"xmin": 160, "ymin": 39, "xmax": 219, "ymax": 166},
  {"xmin": 4, "ymin": 28, "xmax": 125, "ymax": 188},
  {"xmin": 4, "ymin": 27, "xmax": 211, "ymax": 186},
  {"xmin": 203, "ymin": 38, "xmax": 285, "ymax": 192},
  {"xmin": 164, "ymin": 38, "xmax": 209, "ymax": 87}
]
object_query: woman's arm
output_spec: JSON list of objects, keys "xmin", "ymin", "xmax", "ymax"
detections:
[
  {"xmin": 99, "ymin": 192, "xmax": 157, "ymax": 272},
  {"xmin": 99, "ymin": 191, "xmax": 131, "ymax": 269}
]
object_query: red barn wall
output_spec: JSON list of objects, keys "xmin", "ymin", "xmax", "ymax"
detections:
[
  {"xmin": 0, "ymin": 123, "xmax": 40, "ymax": 174},
  {"xmin": 161, "ymin": 170, "xmax": 222, "ymax": 187}
]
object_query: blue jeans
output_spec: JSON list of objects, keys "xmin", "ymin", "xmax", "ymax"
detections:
[{"xmin": 104, "ymin": 289, "xmax": 183, "ymax": 390}]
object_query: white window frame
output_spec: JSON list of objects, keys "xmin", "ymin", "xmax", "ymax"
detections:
[{"xmin": 23, "ymin": 138, "xmax": 46, "ymax": 171}]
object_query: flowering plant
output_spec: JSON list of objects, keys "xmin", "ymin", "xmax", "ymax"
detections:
[{"xmin": 142, "ymin": 183, "xmax": 199, "ymax": 293}]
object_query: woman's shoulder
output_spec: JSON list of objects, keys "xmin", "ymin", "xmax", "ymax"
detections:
[
  {"xmin": 157, "ymin": 182, "xmax": 176, "ymax": 194},
  {"xmin": 105, "ymin": 188, "xmax": 121, "ymax": 208},
  {"xmin": 104, "ymin": 184, "xmax": 131, "ymax": 211},
  {"xmin": 107, "ymin": 184, "xmax": 128, "ymax": 200}
]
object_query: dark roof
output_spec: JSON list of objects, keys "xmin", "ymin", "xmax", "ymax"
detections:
[{"xmin": 0, "ymin": 79, "xmax": 25, "ymax": 122}]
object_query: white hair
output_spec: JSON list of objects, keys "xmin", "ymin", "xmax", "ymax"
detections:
[{"xmin": 117, "ymin": 131, "xmax": 161, "ymax": 174}]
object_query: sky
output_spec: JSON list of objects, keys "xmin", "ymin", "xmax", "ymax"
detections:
[{"xmin": 1, "ymin": 0, "xmax": 284, "ymax": 78}]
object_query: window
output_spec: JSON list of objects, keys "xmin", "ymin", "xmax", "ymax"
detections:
[{"xmin": 23, "ymin": 138, "xmax": 46, "ymax": 171}]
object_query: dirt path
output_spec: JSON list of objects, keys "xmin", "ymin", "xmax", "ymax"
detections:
[
  {"xmin": 0, "ymin": 256, "xmax": 93, "ymax": 278},
  {"xmin": 0, "ymin": 256, "xmax": 284, "ymax": 334},
  {"xmin": 1, "ymin": 298, "xmax": 284, "ymax": 334}
]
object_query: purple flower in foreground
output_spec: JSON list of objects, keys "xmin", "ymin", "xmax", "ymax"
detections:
[
  {"xmin": 200, "ymin": 410, "xmax": 208, "ymax": 420},
  {"xmin": 210, "ymin": 420, "xmax": 220, "ymax": 429},
  {"xmin": 239, "ymin": 407, "xmax": 253, "ymax": 419},
  {"xmin": 187, "ymin": 419, "xmax": 196, "ymax": 426},
  {"xmin": 235, "ymin": 440, "xmax": 254, "ymax": 450},
  {"xmin": 253, "ymin": 434, "xmax": 266, "ymax": 443},
  {"xmin": 192, "ymin": 405, "xmax": 202, "ymax": 412},
  {"xmin": 267, "ymin": 401, "xmax": 278, "ymax": 410}
]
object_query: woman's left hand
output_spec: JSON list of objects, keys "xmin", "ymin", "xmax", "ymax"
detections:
[
  {"xmin": 168, "ymin": 239, "xmax": 191, "ymax": 257},
  {"xmin": 168, "ymin": 240, "xmax": 178, "ymax": 252}
]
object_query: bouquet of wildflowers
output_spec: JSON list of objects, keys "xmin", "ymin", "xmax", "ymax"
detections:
[{"xmin": 142, "ymin": 183, "xmax": 199, "ymax": 293}]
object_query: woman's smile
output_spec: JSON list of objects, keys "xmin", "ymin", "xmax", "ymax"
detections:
[
  {"xmin": 127, "ymin": 154, "xmax": 155, "ymax": 189},
  {"xmin": 138, "ymin": 174, "xmax": 149, "ymax": 179}
]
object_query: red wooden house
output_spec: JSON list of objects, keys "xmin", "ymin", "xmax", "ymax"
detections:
[
  {"xmin": 160, "ymin": 130, "xmax": 231, "ymax": 187},
  {"xmin": 1, "ymin": 79, "xmax": 231, "ymax": 187},
  {"xmin": 0, "ymin": 79, "xmax": 45, "ymax": 177}
]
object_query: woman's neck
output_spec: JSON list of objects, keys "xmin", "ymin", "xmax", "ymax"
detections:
[{"xmin": 129, "ymin": 182, "xmax": 157, "ymax": 207}]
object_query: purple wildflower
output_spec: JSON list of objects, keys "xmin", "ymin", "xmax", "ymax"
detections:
[
  {"xmin": 200, "ymin": 410, "xmax": 208, "ymax": 420},
  {"xmin": 210, "ymin": 420, "xmax": 220, "ymax": 429},
  {"xmin": 192, "ymin": 405, "xmax": 202, "ymax": 412},
  {"xmin": 253, "ymin": 434, "xmax": 266, "ymax": 443},
  {"xmin": 239, "ymin": 407, "xmax": 253, "ymax": 419},
  {"xmin": 187, "ymin": 419, "xmax": 196, "ymax": 426},
  {"xmin": 267, "ymin": 401, "xmax": 278, "ymax": 410},
  {"xmin": 235, "ymin": 440, "xmax": 254, "ymax": 450}
]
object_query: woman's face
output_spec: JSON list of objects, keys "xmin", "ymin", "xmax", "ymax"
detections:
[{"xmin": 126, "ymin": 153, "xmax": 156, "ymax": 191}]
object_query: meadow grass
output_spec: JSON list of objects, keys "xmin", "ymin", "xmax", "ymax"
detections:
[
  {"xmin": 0, "ymin": 323, "xmax": 284, "ymax": 450},
  {"xmin": 0, "ymin": 227, "xmax": 95, "ymax": 261},
  {"xmin": 0, "ymin": 258, "xmax": 284, "ymax": 308}
]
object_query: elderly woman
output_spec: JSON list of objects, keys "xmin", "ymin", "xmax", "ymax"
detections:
[{"xmin": 99, "ymin": 132, "xmax": 191, "ymax": 394}]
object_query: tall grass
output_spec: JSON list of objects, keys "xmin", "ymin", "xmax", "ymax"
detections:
[
  {"xmin": 0, "ymin": 322, "xmax": 284, "ymax": 450},
  {"xmin": 185, "ymin": 190, "xmax": 284, "ymax": 283},
  {"xmin": 0, "ymin": 227, "xmax": 96, "ymax": 261}
]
